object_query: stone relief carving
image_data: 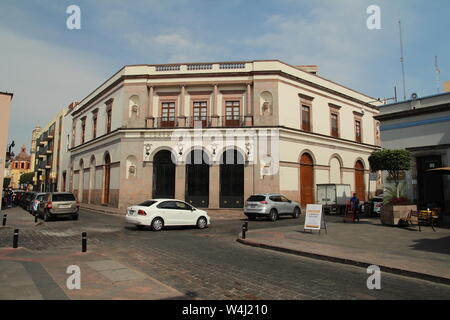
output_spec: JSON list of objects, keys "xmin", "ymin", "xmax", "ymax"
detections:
[
  {"xmin": 143, "ymin": 143, "xmax": 153, "ymax": 162},
  {"xmin": 129, "ymin": 95, "xmax": 140, "ymax": 118},
  {"xmin": 126, "ymin": 155, "xmax": 138, "ymax": 179},
  {"xmin": 260, "ymin": 91, "xmax": 273, "ymax": 116}
]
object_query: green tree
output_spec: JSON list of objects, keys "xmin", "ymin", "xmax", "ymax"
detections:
[
  {"xmin": 19, "ymin": 172, "xmax": 34, "ymax": 186},
  {"xmin": 368, "ymin": 149, "xmax": 411, "ymax": 198},
  {"xmin": 3, "ymin": 177, "xmax": 11, "ymax": 189}
]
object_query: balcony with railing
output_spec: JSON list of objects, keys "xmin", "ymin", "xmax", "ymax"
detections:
[{"xmin": 146, "ymin": 116, "xmax": 253, "ymax": 129}]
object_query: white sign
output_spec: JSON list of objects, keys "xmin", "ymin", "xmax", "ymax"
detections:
[{"xmin": 304, "ymin": 204, "xmax": 323, "ymax": 231}]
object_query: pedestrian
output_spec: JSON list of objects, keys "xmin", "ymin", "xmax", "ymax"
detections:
[
  {"xmin": 350, "ymin": 193, "xmax": 360, "ymax": 222},
  {"xmin": 6, "ymin": 189, "xmax": 13, "ymax": 208}
]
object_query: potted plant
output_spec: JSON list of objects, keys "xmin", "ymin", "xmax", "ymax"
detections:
[{"xmin": 369, "ymin": 149, "xmax": 417, "ymax": 225}]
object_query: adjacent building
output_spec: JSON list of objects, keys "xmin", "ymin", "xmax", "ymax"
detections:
[
  {"xmin": 33, "ymin": 108, "xmax": 67, "ymax": 192},
  {"xmin": 375, "ymin": 91, "xmax": 450, "ymax": 224},
  {"xmin": 8, "ymin": 145, "xmax": 32, "ymax": 189},
  {"xmin": 0, "ymin": 91, "xmax": 13, "ymax": 210},
  {"xmin": 59, "ymin": 60, "xmax": 381, "ymax": 212}
]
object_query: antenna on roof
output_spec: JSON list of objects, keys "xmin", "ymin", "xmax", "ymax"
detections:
[
  {"xmin": 435, "ymin": 55, "xmax": 441, "ymax": 94},
  {"xmin": 398, "ymin": 20, "xmax": 407, "ymax": 101}
]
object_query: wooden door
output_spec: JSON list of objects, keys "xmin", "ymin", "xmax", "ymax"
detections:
[
  {"xmin": 300, "ymin": 153, "xmax": 314, "ymax": 207},
  {"xmin": 355, "ymin": 161, "xmax": 365, "ymax": 201}
]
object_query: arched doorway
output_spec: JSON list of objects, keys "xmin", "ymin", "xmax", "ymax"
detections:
[
  {"xmin": 300, "ymin": 153, "xmax": 314, "ymax": 207},
  {"xmin": 103, "ymin": 153, "xmax": 111, "ymax": 204},
  {"xmin": 153, "ymin": 150, "xmax": 175, "ymax": 199},
  {"xmin": 186, "ymin": 149, "xmax": 209, "ymax": 207},
  {"xmin": 220, "ymin": 149, "xmax": 244, "ymax": 208},
  {"xmin": 355, "ymin": 160, "xmax": 365, "ymax": 201}
]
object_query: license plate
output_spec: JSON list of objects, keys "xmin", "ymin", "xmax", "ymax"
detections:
[{"xmin": 60, "ymin": 205, "xmax": 71, "ymax": 209}]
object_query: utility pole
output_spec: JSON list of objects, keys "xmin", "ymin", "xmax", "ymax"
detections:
[
  {"xmin": 399, "ymin": 20, "xmax": 407, "ymax": 101},
  {"xmin": 435, "ymin": 55, "xmax": 441, "ymax": 94}
]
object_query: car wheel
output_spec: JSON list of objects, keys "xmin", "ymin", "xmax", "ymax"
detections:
[
  {"xmin": 44, "ymin": 210, "xmax": 51, "ymax": 222},
  {"xmin": 151, "ymin": 218, "xmax": 164, "ymax": 231},
  {"xmin": 268, "ymin": 209, "xmax": 278, "ymax": 222},
  {"xmin": 196, "ymin": 217, "xmax": 208, "ymax": 229},
  {"xmin": 292, "ymin": 207, "xmax": 301, "ymax": 219}
]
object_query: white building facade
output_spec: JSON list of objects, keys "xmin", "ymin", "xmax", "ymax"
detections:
[
  {"xmin": 58, "ymin": 60, "xmax": 381, "ymax": 212},
  {"xmin": 376, "ymin": 92, "xmax": 450, "ymax": 224}
]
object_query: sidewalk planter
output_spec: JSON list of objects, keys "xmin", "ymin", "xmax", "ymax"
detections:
[{"xmin": 380, "ymin": 204, "xmax": 417, "ymax": 226}]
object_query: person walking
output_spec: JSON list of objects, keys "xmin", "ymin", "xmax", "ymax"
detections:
[{"xmin": 350, "ymin": 193, "xmax": 360, "ymax": 223}]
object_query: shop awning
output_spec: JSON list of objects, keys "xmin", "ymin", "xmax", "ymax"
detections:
[{"xmin": 427, "ymin": 167, "xmax": 450, "ymax": 174}]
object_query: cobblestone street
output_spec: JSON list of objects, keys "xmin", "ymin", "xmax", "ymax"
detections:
[{"xmin": 1, "ymin": 207, "xmax": 450, "ymax": 300}]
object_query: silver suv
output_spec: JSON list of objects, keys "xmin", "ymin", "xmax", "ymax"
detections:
[
  {"xmin": 38, "ymin": 192, "xmax": 80, "ymax": 221},
  {"xmin": 244, "ymin": 194, "xmax": 301, "ymax": 221}
]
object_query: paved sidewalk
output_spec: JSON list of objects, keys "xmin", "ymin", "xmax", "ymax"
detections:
[
  {"xmin": 0, "ymin": 247, "xmax": 186, "ymax": 300},
  {"xmin": 237, "ymin": 216, "xmax": 450, "ymax": 284},
  {"xmin": 0, "ymin": 207, "xmax": 185, "ymax": 300}
]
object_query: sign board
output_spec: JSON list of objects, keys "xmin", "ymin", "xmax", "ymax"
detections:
[
  {"xmin": 304, "ymin": 204, "xmax": 324, "ymax": 231},
  {"xmin": 369, "ymin": 172, "xmax": 378, "ymax": 181}
]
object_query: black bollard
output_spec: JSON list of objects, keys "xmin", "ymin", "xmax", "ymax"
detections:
[
  {"xmin": 13, "ymin": 229, "xmax": 19, "ymax": 248},
  {"xmin": 82, "ymin": 232, "xmax": 87, "ymax": 252},
  {"xmin": 242, "ymin": 221, "xmax": 248, "ymax": 239},
  {"xmin": 34, "ymin": 212, "xmax": 38, "ymax": 223},
  {"xmin": 2, "ymin": 214, "xmax": 6, "ymax": 226}
]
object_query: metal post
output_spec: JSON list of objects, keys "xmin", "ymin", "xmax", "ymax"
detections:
[
  {"xmin": 242, "ymin": 222, "xmax": 248, "ymax": 239},
  {"xmin": 13, "ymin": 229, "xmax": 19, "ymax": 248},
  {"xmin": 82, "ymin": 232, "xmax": 87, "ymax": 252},
  {"xmin": 2, "ymin": 214, "xmax": 6, "ymax": 226},
  {"xmin": 34, "ymin": 212, "xmax": 38, "ymax": 223}
]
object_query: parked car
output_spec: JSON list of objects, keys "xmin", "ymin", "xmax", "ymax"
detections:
[
  {"xmin": 29, "ymin": 193, "xmax": 47, "ymax": 216},
  {"xmin": 125, "ymin": 199, "xmax": 211, "ymax": 231},
  {"xmin": 244, "ymin": 194, "xmax": 301, "ymax": 221},
  {"xmin": 38, "ymin": 192, "xmax": 80, "ymax": 221}
]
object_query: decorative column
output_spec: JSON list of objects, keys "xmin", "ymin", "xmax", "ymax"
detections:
[
  {"xmin": 178, "ymin": 85, "xmax": 186, "ymax": 127},
  {"xmin": 146, "ymin": 85, "xmax": 154, "ymax": 128},
  {"xmin": 245, "ymin": 83, "xmax": 253, "ymax": 126},
  {"xmin": 209, "ymin": 163, "xmax": 220, "ymax": 208},
  {"xmin": 211, "ymin": 84, "xmax": 220, "ymax": 127},
  {"xmin": 175, "ymin": 164, "xmax": 186, "ymax": 200}
]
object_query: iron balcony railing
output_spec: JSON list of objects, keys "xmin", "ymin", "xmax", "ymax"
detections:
[{"xmin": 148, "ymin": 116, "xmax": 253, "ymax": 129}]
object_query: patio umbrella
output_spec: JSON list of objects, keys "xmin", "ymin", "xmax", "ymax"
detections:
[{"xmin": 427, "ymin": 167, "xmax": 450, "ymax": 175}]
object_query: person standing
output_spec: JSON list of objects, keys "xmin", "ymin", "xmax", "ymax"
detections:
[{"xmin": 350, "ymin": 193, "xmax": 360, "ymax": 222}]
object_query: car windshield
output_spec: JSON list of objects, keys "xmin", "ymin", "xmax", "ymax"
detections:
[
  {"xmin": 247, "ymin": 195, "xmax": 266, "ymax": 202},
  {"xmin": 138, "ymin": 200, "xmax": 157, "ymax": 207},
  {"xmin": 52, "ymin": 194, "xmax": 76, "ymax": 202}
]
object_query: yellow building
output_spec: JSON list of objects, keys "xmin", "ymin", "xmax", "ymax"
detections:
[{"xmin": 9, "ymin": 145, "xmax": 32, "ymax": 189}]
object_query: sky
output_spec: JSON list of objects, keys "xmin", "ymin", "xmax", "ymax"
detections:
[{"xmin": 1, "ymin": 0, "xmax": 449, "ymax": 154}]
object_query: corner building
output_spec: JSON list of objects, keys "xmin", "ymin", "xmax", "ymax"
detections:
[{"xmin": 59, "ymin": 60, "xmax": 381, "ymax": 211}]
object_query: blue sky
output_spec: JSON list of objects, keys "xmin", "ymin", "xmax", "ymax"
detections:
[{"xmin": 0, "ymin": 0, "xmax": 449, "ymax": 153}]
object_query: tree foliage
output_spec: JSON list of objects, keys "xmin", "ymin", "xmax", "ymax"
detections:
[
  {"xmin": 369, "ymin": 149, "xmax": 411, "ymax": 198},
  {"xmin": 19, "ymin": 172, "xmax": 34, "ymax": 185},
  {"xmin": 3, "ymin": 178, "xmax": 11, "ymax": 189}
]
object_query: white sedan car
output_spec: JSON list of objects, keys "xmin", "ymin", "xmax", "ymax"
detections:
[{"xmin": 125, "ymin": 199, "xmax": 211, "ymax": 231}]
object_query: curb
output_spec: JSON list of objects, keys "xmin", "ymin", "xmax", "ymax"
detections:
[{"xmin": 237, "ymin": 238, "xmax": 450, "ymax": 286}]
